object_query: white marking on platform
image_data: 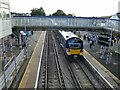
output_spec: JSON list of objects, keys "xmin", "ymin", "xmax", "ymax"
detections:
[{"xmin": 35, "ymin": 31, "xmax": 46, "ymax": 89}]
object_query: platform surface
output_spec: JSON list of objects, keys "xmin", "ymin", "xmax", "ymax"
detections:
[
  {"xmin": 19, "ymin": 31, "xmax": 46, "ymax": 88},
  {"xmin": 83, "ymin": 38, "xmax": 120, "ymax": 88}
]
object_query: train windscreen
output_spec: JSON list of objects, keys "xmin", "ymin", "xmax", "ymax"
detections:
[
  {"xmin": 68, "ymin": 38, "xmax": 82, "ymax": 49},
  {"xmin": 69, "ymin": 43, "xmax": 81, "ymax": 49}
]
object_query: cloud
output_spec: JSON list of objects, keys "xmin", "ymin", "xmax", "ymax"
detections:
[{"xmin": 9, "ymin": 0, "xmax": 119, "ymax": 16}]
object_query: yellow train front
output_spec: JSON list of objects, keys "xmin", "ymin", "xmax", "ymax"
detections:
[
  {"xmin": 57, "ymin": 31, "xmax": 83, "ymax": 59},
  {"xmin": 65, "ymin": 36, "xmax": 83, "ymax": 58}
]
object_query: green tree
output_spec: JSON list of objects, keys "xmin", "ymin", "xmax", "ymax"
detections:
[
  {"xmin": 52, "ymin": 9, "xmax": 66, "ymax": 16},
  {"xmin": 68, "ymin": 13, "xmax": 74, "ymax": 16},
  {"xmin": 31, "ymin": 7, "xmax": 46, "ymax": 16}
]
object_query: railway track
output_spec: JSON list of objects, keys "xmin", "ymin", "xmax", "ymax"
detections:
[
  {"xmin": 53, "ymin": 31, "xmax": 115, "ymax": 89},
  {"xmin": 64, "ymin": 56, "xmax": 99, "ymax": 89},
  {"xmin": 53, "ymin": 31, "xmax": 96, "ymax": 89},
  {"xmin": 76, "ymin": 58, "xmax": 102, "ymax": 89},
  {"xmin": 36, "ymin": 31, "xmax": 118, "ymax": 89},
  {"xmin": 37, "ymin": 31, "xmax": 65, "ymax": 89},
  {"xmin": 53, "ymin": 31, "xmax": 103, "ymax": 89}
]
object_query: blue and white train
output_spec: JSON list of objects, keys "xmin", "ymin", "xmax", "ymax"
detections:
[{"xmin": 56, "ymin": 30, "xmax": 83, "ymax": 58}]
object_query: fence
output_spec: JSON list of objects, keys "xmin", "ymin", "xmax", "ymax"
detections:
[{"xmin": 0, "ymin": 49, "xmax": 24, "ymax": 89}]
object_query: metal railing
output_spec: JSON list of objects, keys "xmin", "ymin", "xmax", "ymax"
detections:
[
  {"xmin": 0, "ymin": 49, "xmax": 24, "ymax": 89},
  {"xmin": 12, "ymin": 16, "xmax": 120, "ymax": 32}
]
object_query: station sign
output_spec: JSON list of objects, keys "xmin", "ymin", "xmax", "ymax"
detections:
[{"xmin": 98, "ymin": 34, "xmax": 114, "ymax": 47}]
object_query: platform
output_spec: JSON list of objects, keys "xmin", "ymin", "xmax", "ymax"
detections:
[
  {"xmin": 83, "ymin": 39, "xmax": 120, "ymax": 89},
  {"xmin": 18, "ymin": 31, "xmax": 46, "ymax": 88},
  {"xmin": 83, "ymin": 50, "xmax": 120, "ymax": 89}
]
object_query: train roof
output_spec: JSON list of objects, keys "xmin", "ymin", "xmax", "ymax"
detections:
[{"xmin": 59, "ymin": 30, "xmax": 79, "ymax": 40}]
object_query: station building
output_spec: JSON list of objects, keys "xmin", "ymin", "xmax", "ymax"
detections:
[
  {"xmin": 0, "ymin": 0, "xmax": 12, "ymax": 43},
  {"xmin": 0, "ymin": 0, "xmax": 12, "ymax": 66}
]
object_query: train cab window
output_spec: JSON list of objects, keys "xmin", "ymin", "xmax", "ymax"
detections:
[
  {"xmin": 68, "ymin": 38, "xmax": 81, "ymax": 43},
  {"xmin": 67, "ymin": 38, "xmax": 82, "ymax": 49},
  {"xmin": 75, "ymin": 37, "xmax": 82, "ymax": 42},
  {"xmin": 69, "ymin": 43, "xmax": 81, "ymax": 49}
]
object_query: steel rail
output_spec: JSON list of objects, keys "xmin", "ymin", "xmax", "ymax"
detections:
[
  {"xmin": 64, "ymin": 58, "xmax": 82, "ymax": 89},
  {"xmin": 51, "ymin": 31, "xmax": 66, "ymax": 89},
  {"xmin": 75, "ymin": 58, "xmax": 96, "ymax": 89},
  {"xmin": 84, "ymin": 56, "xmax": 116, "ymax": 90},
  {"xmin": 45, "ymin": 32, "xmax": 48, "ymax": 89}
]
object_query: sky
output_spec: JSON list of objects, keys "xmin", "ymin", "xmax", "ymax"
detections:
[{"xmin": 9, "ymin": 0, "xmax": 119, "ymax": 17}]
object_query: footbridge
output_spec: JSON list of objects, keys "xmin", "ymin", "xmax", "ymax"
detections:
[{"xmin": 12, "ymin": 16, "xmax": 119, "ymax": 32}]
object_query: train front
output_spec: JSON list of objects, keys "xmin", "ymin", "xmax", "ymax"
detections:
[{"xmin": 66, "ymin": 37, "xmax": 83, "ymax": 58}]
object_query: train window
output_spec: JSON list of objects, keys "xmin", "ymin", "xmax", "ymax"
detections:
[
  {"xmin": 68, "ymin": 39, "xmax": 74, "ymax": 43},
  {"xmin": 69, "ymin": 43, "xmax": 81, "ymax": 49},
  {"xmin": 74, "ymin": 38, "xmax": 81, "ymax": 43},
  {"xmin": 68, "ymin": 38, "xmax": 81, "ymax": 43}
]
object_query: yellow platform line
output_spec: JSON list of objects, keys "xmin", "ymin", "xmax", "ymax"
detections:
[{"xmin": 18, "ymin": 31, "xmax": 45, "ymax": 89}]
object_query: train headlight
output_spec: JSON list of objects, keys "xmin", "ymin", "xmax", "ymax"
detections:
[{"xmin": 66, "ymin": 49, "xmax": 71, "ymax": 55}]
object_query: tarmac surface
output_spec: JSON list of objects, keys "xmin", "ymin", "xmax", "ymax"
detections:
[{"xmin": 82, "ymin": 31, "xmax": 120, "ymax": 79}]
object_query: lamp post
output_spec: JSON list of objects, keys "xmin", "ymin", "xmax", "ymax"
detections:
[
  {"xmin": 9, "ymin": 35, "xmax": 13, "ymax": 56},
  {"xmin": 106, "ymin": 30, "xmax": 113, "ymax": 64},
  {"xmin": 100, "ymin": 45, "xmax": 105, "ymax": 59},
  {"xmin": 19, "ymin": 32, "xmax": 22, "ymax": 52},
  {"xmin": 24, "ymin": 17, "xmax": 28, "ymax": 59},
  {"xmin": 2, "ymin": 38, "xmax": 7, "ymax": 69}
]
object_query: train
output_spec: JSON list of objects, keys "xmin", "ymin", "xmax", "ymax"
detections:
[{"xmin": 56, "ymin": 30, "xmax": 83, "ymax": 58}]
